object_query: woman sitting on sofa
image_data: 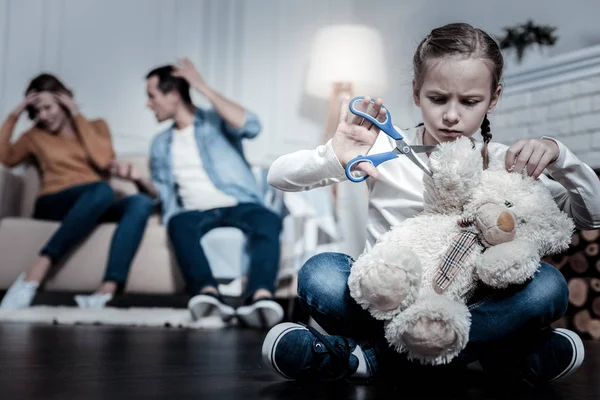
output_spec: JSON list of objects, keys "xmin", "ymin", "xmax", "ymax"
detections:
[{"xmin": 0, "ymin": 73, "xmax": 156, "ymax": 309}]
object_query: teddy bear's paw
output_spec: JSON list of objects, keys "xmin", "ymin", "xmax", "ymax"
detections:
[
  {"xmin": 362, "ymin": 246, "xmax": 422, "ymax": 312},
  {"xmin": 475, "ymin": 244, "xmax": 540, "ymax": 288},
  {"xmin": 476, "ymin": 263, "xmax": 517, "ymax": 288},
  {"xmin": 386, "ymin": 294, "xmax": 471, "ymax": 365},
  {"xmin": 348, "ymin": 246, "xmax": 422, "ymax": 319},
  {"xmin": 359, "ymin": 263, "xmax": 418, "ymax": 312}
]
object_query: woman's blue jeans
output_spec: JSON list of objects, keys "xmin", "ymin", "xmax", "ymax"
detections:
[{"xmin": 34, "ymin": 181, "xmax": 154, "ymax": 286}]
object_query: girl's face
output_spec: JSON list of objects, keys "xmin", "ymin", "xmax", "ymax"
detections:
[{"xmin": 413, "ymin": 56, "xmax": 501, "ymax": 144}]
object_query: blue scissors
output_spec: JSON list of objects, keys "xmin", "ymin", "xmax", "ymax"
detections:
[{"xmin": 345, "ymin": 96, "xmax": 437, "ymax": 182}]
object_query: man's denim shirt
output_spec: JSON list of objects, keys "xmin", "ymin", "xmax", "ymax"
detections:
[{"xmin": 150, "ymin": 107, "xmax": 264, "ymax": 225}]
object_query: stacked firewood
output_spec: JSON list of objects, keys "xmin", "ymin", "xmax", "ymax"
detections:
[
  {"xmin": 547, "ymin": 169, "xmax": 600, "ymax": 340},
  {"xmin": 547, "ymin": 229, "xmax": 600, "ymax": 340}
]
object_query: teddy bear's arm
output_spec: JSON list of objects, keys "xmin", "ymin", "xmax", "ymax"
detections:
[{"xmin": 475, "ymin": 241, "xmax": 540, "ymax": 288}]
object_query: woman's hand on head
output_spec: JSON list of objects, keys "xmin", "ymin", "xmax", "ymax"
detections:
[
  {"xmin": 11, "ymin": 92, "xmax": 39, "ymax": 118},
  {"xmin": 505, "ymin": 138, "xmax": 560, "ymax": 179},
  {"xmin": 53, "ymin": 92, "xmax": 79, "ymax": 117},
  {"xmin": 331, "ymin": 96, "xmax": 386, "ymax": 180}
]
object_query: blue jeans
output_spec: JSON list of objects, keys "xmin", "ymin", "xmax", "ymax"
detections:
[
  {"xmin": 167, "ymin": 203, "xmax": 282, "ymax": 299},
  {"xmin": 298, "ymin": 252, "xmax": 569, "ymax": 376},
  {"xmin": 34, "ymin": 181, "xmax": 154, "ymax": 286}
]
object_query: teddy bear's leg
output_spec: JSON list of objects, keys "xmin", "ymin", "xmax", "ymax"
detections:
[
  {"xmin": 348, "ymin": 245, "xmax": 422, "ymax": 319},
  {"xmin": 385, "ymin": 292, "xmax": 471, "ymax": 365}
]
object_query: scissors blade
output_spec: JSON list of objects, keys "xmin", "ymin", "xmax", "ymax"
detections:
[
  {"xmin": 409, "ymin": 145, "xmax": 438, "ymax": 153},
  {"xmin": 394, "ymin": 140, "xmax": 436, "ymax": 153},
  {"xmin": 404, "ymin": 150, "xmax": 433, "ymax": 176},
  {"xmin": 393, "ymin": 139, "xmax": 433, "ymax": 176}
]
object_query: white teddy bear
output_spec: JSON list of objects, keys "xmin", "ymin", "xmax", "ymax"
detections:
[{"xmin": 347, "ymin": 136, "xmax": 574, "ymax": 365}]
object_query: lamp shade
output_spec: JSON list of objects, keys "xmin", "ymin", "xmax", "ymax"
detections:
[{"xmin": 305, "ymin": 25, "xmax": 388, "ymax": 99}]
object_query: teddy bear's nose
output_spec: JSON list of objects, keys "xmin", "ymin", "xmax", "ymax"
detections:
[{"xmin": 497, "ymin": 211, "xmax": 515, "ymax": 232}]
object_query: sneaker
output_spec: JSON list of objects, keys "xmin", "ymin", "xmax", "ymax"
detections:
[
  {"xmin": 262, "ymin": 322, "xmax": 360, "ymax": 381},
  {"xmin": 481, "ymin": 328, "xmax": 585, "ymax": 387},
  {"xmin": 522, "ymin": 328, "xmax": 585, "ymax": 386},
  {"xmin": 0, "ymin": 273, "xmax": 39, "ymax": 310},
  {"xmin": 74, "ymin": 293, "xmax": 113, "ymax": 309},
  {"xmin": 236, "ymin": 298, "xmax": 284, "ymax": 329},
  {"xmin": 188, "ymin": 292, "xmax": 235, "ymax": 322}
]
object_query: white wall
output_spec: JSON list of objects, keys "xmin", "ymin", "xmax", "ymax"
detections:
[
  {"xmin": 0, "ymin": 0, "xmax": 360, "ymax": 166},
  {"xmin": 1, "ymin": 0, "xmax": 600, "ymax": 167},
  {"xmin": 494, "ymin": 45, "xmax": 600, "ymax": 168}
]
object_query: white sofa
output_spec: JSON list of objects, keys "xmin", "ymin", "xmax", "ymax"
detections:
[{"xmin": 0, "ymin": 157, "xmax": 301, "ymax": 298}]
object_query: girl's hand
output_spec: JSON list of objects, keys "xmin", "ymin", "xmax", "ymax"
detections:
[
  {"xmin": 505, "ymin": 138, "xmax": 560, "ymax": 179},
  {"xmin": 331, "ymin": 96, "xmax": 386, "ymax": 180}
]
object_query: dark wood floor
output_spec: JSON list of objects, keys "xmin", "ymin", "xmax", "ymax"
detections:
[{"xmin": 0, "ymin": 323, "xmax": 598, "ymax": 400}]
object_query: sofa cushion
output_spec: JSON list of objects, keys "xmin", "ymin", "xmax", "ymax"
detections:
[
  {"xmin": 0, "ymin": 217, "xmax": 185, "ymax": 294},
  {"xmin": 1, "ymin": 155, "xmax": 297, "ymax": 296},
  {"xmin": 0, "ymin": 165, "xmax": 22, "ymax": 219}
]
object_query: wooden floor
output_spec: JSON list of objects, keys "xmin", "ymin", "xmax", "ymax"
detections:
[{"xmin": 0, "ymin": 323, "xmax": 598, "ymax": 400}]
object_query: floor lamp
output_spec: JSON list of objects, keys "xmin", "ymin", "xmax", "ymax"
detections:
[{"xmin": 305, "ymin": 25, "xmax": 387, "ymax": 259}]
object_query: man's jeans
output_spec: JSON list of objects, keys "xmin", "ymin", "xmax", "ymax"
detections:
[
  {"xmin": 34, "ymin": 181, "xmax": 154, "ymax": 285},
  {"xmin": 167, "ymin": 203, "xmax": 282, "ymax": 300},
  {"xmin": 297, "ymin": 252, "xmax": 569, "ymax": 376}
]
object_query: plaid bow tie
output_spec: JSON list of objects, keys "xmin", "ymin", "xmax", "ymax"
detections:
[{"xmin": 432, "ymin": 222, "xmax": 482, "ymax": 294}]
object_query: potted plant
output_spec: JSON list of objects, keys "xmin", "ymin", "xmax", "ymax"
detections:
[{"xmin": 497, "ymin": 20, "xmax": 558, "ymax": 67}]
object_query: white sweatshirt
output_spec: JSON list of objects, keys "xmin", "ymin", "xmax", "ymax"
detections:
[{"xmin": 267, "ymin": 125, "xmax": 600, "ymax": 251}]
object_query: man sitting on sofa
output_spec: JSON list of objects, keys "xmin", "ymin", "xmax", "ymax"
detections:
[{"xmin": 145, "ymin": 58, "xmax": 284, "ymax": 329}]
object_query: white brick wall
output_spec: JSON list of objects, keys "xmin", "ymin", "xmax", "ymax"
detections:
[{"xmin": 492, "ymin": 46, "xmax": 600, "ymax": 169}]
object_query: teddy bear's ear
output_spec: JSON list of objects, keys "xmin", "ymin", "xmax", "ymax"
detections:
[
  {"xmin": 543, "ymin": 211, "xmax": 576, "ymax": 255},
  {"xmin": 525, "ymin": 199, "xmax": 575, "ymax": 256},
  {"xmin": 498, "ymin": 176, "xmax": 575, "ymax": 256},
  {"xmin": 424, "ymin": 137, "xmax": 483, "ymax": 212},
  {"xmin": 429, "ymin": 137, "xmax": 483, "ymax": 177}
]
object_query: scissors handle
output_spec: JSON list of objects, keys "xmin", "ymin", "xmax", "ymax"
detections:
[
  {"xmin": 345, "ymin": 152, "xmax": 398, "ymax": 182},
  {"xmin": 349, "ymin": 96, "xmax": 401, "ymax": 140}
]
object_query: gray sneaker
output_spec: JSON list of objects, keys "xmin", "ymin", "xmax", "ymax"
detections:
[
  {"xmin": 188, "ymin": 292, "xmax": 235, "ymax": 322},
  {"xmin": 0, "ymin": 273, "xmax": 38, "ymax": 310},
  {"xmin": 237, "ymin": 298, "xmax": 284, "ymax": 329}
]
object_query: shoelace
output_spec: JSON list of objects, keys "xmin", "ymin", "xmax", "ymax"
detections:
[{"xmin": 303, "ymin": 323, "xmax": 355, "ymax": 381}]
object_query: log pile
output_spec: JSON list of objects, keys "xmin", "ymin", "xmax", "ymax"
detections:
[{"xmin": 546, "ymin": 169, "xmax": 600, "ymax": 339}]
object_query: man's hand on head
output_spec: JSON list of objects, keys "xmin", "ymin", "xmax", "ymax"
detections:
[{"xmin": 172, "ymin": 57, "xmax": 210, "ymax": 95}]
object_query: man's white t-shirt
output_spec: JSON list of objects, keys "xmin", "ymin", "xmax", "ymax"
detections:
[{"xmin": 171, "ymin": 124, "xmax": 238, "ymax": 211}]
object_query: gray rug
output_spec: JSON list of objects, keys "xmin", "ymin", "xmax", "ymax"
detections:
[{"xmin": 0, "ymin": 306, "xmax": 227, "ymax": 329}]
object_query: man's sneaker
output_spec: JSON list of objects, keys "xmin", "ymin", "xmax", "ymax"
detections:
[
  {"xmin": 188, "ymin": 292, "xmax": 235, "ymax": 322},
  {"xmin": 262, "ymin": 322, "xmax": 360, "ymax": 381},
  {"xmin": 0, "ymin": 273, "xmax": 38, "ymax": 310},
  {"xmin": 236, "ymin": 298, "xmax": 284, "ymax": 329}
]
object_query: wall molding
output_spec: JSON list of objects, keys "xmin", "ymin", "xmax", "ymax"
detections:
[
  {"xmin": 503, "ymin": 44, "xmax": 600, "ymax": 95},
  {"xmin": 0, "ymin": 0, "xmax": 11, "ymax": 109}
]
